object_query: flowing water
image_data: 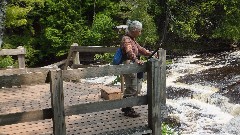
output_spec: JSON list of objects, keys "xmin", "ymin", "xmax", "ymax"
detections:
[
  {"xmin": 0, "ymin": 0, "xmax": 7, "ymax": 48},
  {"xmin": 166, "ymin": 50, "xmax": 240, "ymax": 135},
  {"xmin": 81, "ymin": 50, "xmax": 240, "ymax": 135}
]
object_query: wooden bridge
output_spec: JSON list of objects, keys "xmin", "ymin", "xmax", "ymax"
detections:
[{"xmin": 0, "ymin": 45, "xmax": 166, "ymax": 135}]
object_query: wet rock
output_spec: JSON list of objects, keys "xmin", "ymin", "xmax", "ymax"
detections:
[
  {"xmin": 167, "ymin": 87, "xmax": 193, "ymax": 99},
  {"xmin": 164, "ymin": 114, "xmax": 181, "ymax": 126},
  {"xmin": 177, "ymin": 64, "xmax": 240, "ymax": 104}
]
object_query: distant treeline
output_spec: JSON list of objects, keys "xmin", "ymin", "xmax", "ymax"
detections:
[{"xmin": 2, "ymin": 0, "xmax": 240, "ymax": 67}]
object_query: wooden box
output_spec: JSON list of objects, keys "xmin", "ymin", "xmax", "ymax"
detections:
[{"xmin": 101, "ymin": 87, "xmax": 122, "ymax": 100}]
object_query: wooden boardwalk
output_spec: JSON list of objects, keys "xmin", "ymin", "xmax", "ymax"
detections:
[
  {"xmin": 0, "ymin": 82, "xmax": 150, "ymax": 135},
  {"xmin": 0, "ymin": 47, "xmax": 166, "ymax": 135}
]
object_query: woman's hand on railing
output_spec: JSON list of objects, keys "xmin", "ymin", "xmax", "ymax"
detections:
[{"xmin": 135, "ymin": 59, "xmax": 144, "ymax": 65}]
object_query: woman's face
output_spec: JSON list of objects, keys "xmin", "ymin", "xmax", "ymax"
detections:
[{"xmin": 131, "ymin": 29, "xmax": 142, "ymax": 38}]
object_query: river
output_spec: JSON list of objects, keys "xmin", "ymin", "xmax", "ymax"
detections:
[
  {"xmin": 166, "ymin": 50, "xmax": 240, "ymax": 134},
  {"xmin": 81, "ymin": 49, "xmax": 240, "ymax": 135}
]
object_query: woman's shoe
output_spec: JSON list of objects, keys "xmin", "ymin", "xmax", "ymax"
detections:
[
  {"xmin": 124, "ymin": 110, "xmax": 140, "ymax": 118},
  {"xmin": 121, "ymin": 107, "xmax": 140, "ymax": 118}
]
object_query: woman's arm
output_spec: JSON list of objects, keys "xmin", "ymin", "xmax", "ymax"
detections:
[
  {"xmin": 121, "ymin": 36, "xmax": 138, "ymax": 61},
  {"xmin": 137, "ymin": 44, "xmax": 151, "ymax": 56}
]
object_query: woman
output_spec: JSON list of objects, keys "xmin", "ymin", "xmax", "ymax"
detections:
[{"xmin": 120, "ymin": 20, "xmax": 153, "ymax": 118}]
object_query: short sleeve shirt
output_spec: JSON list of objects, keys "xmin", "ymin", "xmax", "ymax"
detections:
[{"xmin": 120, "ymin": 35, "xmax": 151, "ymax": 61}]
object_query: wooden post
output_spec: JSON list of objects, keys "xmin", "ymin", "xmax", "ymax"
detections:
[
  {"xmin": 159, "ymin": 49, "xmax": 167, "ymax": 118},
  {"xmin": 64, "ymin": 49, "xmax": 72, "ymax": 70},
  {"xmin": 17, "ymin": 46, "xmax": 26, "ymax": 69},
  {"xmin": 120, "ymin": 75, "xmax": 124, "ymax": 93},
  {"xmin": 50, "ymin": 70, "xmax": 66, "ymax": 135},
  {"xmin": 64, "ymin": 43, "xmax": 80, "ymax": 70},
  {"xmin": 147, "ymin": 49, "xmax": 166, "ymax": 135},
  {"xmin": 71, "ymin": 43, "xmax": 80, "ymax": 65}
]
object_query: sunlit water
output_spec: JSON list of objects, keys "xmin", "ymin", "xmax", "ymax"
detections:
[
  {"xmin": 165, "ymin": 50, "xmax": 240, "ymax": 135},
  {"xmin": 82, "ymin": 50, "xmax": 240, "ymax": 135}
]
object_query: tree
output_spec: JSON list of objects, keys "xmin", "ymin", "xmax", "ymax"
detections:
[
  {"xmin": 3, "ymin": 0, "xmax": 45, "ymax": 66},
  {"xmin": 118, "ymin": 0, "xmax": 159, "ymax": 47},
  {"xmin": 167, "ymin": 0, "xmax": 240, "ymax": 44},
  {"xmin": 3, "ymin": 0, "xmax": 239, "ymax": 67},
  {"xmin": 212, "ymin": 0, "xmax": 240, "ymax": 42}
]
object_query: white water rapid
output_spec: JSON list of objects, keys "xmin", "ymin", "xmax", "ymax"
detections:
[
  {"xmin": 166, "ymin": 50, "xmax": 240, "ymax": 135},
  {"xmin": 81, "ymin": 50, "xmax": 240, "ymax": 135}
]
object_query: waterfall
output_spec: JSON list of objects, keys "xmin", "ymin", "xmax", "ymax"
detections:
[{"xmin": 0, "ymin": 0, "xmax": 7, "ymax": 48}]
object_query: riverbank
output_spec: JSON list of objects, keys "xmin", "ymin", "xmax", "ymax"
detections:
[{"xmin": 161, "ymin": 37, "xmax": 239, "ymax": 57}]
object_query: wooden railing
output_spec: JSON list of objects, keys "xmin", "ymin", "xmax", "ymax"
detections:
[
  {"xmin": 0, "ymin": 48, "xmax": 166, "ymax": 135},
  {"xmin": 64, "ymin": 43, "xmax": 118, "ymax": 70},
  {"xmin": 0, "ymin": 46, "xmax": 26, "ymax": 69},
  {"xmin": 63, "ymin": 43, "xmax": 126, "ymax": 91}
]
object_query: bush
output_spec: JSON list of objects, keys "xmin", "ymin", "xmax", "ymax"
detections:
[{"xmin": 0, "ymin": 56, "xmax": 17, "ymax": 68}]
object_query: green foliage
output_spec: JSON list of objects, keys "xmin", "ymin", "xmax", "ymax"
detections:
[
  {"xmin": 91, "ymin": 13, "xmax": 116, "ymax": 46},
  {"xmin": 168, "ymin": 0, "xmax": 203, "ymax": 39},
  {"xmin": 166, "ymin": 59, "xmax": 173, "ymax": 65},
  {"xmin": 40, "ymin": 0, "xmax": 86, "ymax": 56},
  {"xmin": 5, "ymin": 6, "xmax": 31, "ymax": 28},
  {"xmin": 111, "ymin": 75, "xmax": 121, "ymax": 85},
  {"xmin": 162, "ymin": 122, "xmax": 176, "ymax": 135},
  {"xmin": 3, "ymin": 0, "xmax": 240, "ymax": 67},
  {"xmin": 212, "ymin": 0, "xmax": 240, "ymax": 41},
  {"xmin": 5, "ymin": 0, "xmax": 44, "ymax": 28},
  {"xmin": 119, "ymin": 0, "xmax": 159, "ymax": 46},
  {"xmin": 94, "ymin": 53, "xmax": 114, "ymax": 64},
  {"xmin": 168, "ymin": 0, "xmax": 240, "ymax": 42},
  {"xmin": 44, "ymin": 27, "xmax": 62, "ymax": 47},
  {"xmin": 0, "ymin": 56, "xmax": 16, "ymax": 68},
  {"xmin": 3, "ymin": 0, "xmax": 46, "ymax": 66},
  {"xmin": 3, "ymin": 35, "xmax": 39, "ymax": 66},
  {"xmin": 79, "ymin": 13, "xmax": 118, "ymax": 47}
]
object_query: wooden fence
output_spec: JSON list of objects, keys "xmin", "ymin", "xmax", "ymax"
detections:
[
  {"xmin": 0, "ymin": 46, "xmax": 26, "ymax": 69},
  {"xmin": 63, "ymin": 43, "xmax": 126, "ymax": 92},
  {"xmin": 0, "ymin": 47, "xmax": 166, "ymax": 135},
  {"xmin": 64, "ymin": 43, "xmax": 118, "ymax": 69}
]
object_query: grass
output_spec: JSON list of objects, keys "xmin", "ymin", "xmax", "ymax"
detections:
[{"xmin": 162, "ymin": 122, "xmax": 178, "ymax": 135}]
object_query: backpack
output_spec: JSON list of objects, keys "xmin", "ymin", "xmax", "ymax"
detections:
[{"xmin": 112, "ymin": 48, "xmax": 123, "ymax": 65}]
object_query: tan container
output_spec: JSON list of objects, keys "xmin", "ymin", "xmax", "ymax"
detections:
[{"xmin": 101, "ymin": 87, "xmax": 123, "ymax": 100}]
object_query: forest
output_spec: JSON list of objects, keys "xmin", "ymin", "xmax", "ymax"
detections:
[{"xmin": 0, "ymin": 0, "xmax": 239, "ymax": 67}]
